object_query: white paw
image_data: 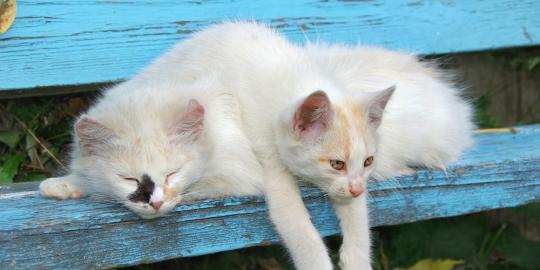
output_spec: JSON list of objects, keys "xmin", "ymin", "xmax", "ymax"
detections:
[
  {"xmin": 339, "ymin": 247, "xmax": 372, "ymax": 270},
  {"xmin": 39, "ymin": 177, "xmax": 82, "ymax": 200}
]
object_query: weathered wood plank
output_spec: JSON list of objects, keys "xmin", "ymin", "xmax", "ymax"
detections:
[
  {"xmin": 1, "ymin": 124, "xmax": 539, "ymax": 269},
  {"xmin": 1, "ymin": 0, "xmax": 539, "ymax": 94}
]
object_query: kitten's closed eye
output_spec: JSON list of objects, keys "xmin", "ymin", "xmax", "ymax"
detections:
[
  {"xmin": 165, "ymin": 169, "xmax": 180, "ymax": 184},
  {"xmin": 166, "ymin": 170, "xmax": 179, "ymax": 178},
  {"xmin": 364, "ymin": 156, "xmax": 374, "ymax": 167},
  {"xmin": 117, "ymin": 175, "xmax": 139, "ymax": 183},
  {"xmin": 330, "ymin": 160, "xmax": 346, "ymax": 171}
]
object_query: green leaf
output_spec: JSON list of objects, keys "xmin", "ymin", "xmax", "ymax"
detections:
[
  {"xmin": 474, "ymin": 94, "xmax": 499, "ymax": 128},
  {"xmin": 0, "ymin": 171, "xmax": 12, "ymax": 184},
  {"xmin": 25, "ymin": 134, "xmax": 38, "ymax": 165},
  {"xmin": 0, "ymin": 130, "xmax": 21, "ymax": 149},
  {"xmin": 9, "ymin": 103, "xmax": 42, "ymax": 122},
  {"xmin": 22, "ymin": 173, "xmax": 47, "ymax": 182},
  {"xmin": 379, "ymin": 215, "xmax": 486, "ymax": 269},
  {"xmin": 0, "ymin": 154, "xmax": 23, "ymax": 184},
  {"xmin": 527, "ymin": 57, "xmax": 540, "ymax": 71},
  {"xmin": 395, "ymin": 259, "xmax": 464, "ymax": 270},
  {"xmin": 499, "ymin": 225, "xmax": 540, "ymax": 269}
]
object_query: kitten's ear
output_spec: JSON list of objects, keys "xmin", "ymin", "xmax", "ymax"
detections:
[
  {"xmin": 75, "ymin": 116, "xmax": 116, "ymax": 156},
  {"xmin": 366, "ymin": 85, "xmax": 395, "ymax": 128},
  {"xmin": 293, "ymin": 90, "xmax": 333, "ymax": 140},
  {"xmin": 172, "ymin": 99, "xmax": 205, "ymax": 140}
]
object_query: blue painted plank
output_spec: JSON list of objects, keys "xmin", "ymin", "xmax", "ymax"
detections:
[
  {"xmin": 0, "ymin": 0, "xmax": 539, "ymax": 93},
  {"xmin": 1, "ymin": 124, "xmax": 540, "ymax": 269}
]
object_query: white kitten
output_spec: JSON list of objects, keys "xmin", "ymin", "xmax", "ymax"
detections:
[
  {"xmin": 40, "ymin": 78, "xmax": 264, "ymax": 219},
  {"xmin": 40, "ymin": 22, "xmax": 474, "ymax": 270},
  {"xmin": 307, "ymin": 44, "xmax": 475, "ymax": 178},
  {"xmin": 155, "ymin": 22, "xmax": 473, "ymax": 269}
]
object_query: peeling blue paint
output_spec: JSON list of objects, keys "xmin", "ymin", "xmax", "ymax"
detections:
[{"xmin": 0, "ymin": 1, "xmax": 539, "ymax": 92}]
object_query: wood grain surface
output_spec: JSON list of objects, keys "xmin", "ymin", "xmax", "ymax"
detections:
[{"xmin": 1, "ymin": 0, "xmax": 539, "ymax": 94}]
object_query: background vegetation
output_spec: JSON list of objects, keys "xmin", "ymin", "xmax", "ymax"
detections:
[{"xmin": 1, "ymin": 48, "xmax": 539, "ymax": 270}]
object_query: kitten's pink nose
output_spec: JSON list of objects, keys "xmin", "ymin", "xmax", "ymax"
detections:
[
  {"xmin": 349, "ymin": 181, "xmax": 364, "ymax": 197},
  {"xmin": 150, "ymin": 201, "xmax": 163, "ymax": 210}
]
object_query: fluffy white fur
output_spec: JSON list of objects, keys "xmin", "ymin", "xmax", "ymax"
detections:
[
  {"xmin": 306, "ymin": 45, "xmax": 475, "ymax": 178},
  {"xmin": 40, "ymin": 22, "xmax": 474, "ymax": 269},
  {"xmin": 40, "ymin": 76, "xmax": 264, "ymax": 219}
]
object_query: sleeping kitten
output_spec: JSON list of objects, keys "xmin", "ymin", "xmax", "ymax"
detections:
[
  {"xmin": 144, "ymin": 22, "xmax": 473, "ymax": 269},
  {"xmin": 40, "ymin": 78, "xmax": 264, "ymax": 219}
]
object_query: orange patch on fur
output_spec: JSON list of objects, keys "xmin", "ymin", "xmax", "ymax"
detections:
[
  {"xmin": 343, "ymin": 99, "xmax": 369, "ymax": 134},
  {"xmin": 322, "ymin": 100, "xmax": 370, "ymax": 161},
  {"xmin": 324, "ymin": 105, "xmax": 351, "ymax": 159},
  {"xmin": 344, "ymin": 100, "xmax": 371, "ymax": 155},
  {"xmin": 163, "ymin": 185, "xmax": 177, "ymax": 200}
]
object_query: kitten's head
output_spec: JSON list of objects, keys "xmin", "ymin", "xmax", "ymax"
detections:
[
  {"xmin": 74, "ymin": 99, "xmax": 208, "ymax": 218},
  {"xmin": 276, "ymin": 87, "xmax": 395, "ymax": 202}
]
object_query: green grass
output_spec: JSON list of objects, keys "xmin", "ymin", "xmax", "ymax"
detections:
[{"xmin": 0, "ymin": 94, "xmax": 95, "ymax": 183}]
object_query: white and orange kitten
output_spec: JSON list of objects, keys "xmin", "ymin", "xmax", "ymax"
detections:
[{"xmin": 40, "ymin": 22, "xmax": 474, "ymax": 269}]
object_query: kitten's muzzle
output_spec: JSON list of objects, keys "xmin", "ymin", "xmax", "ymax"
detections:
[
  {"xmin": 150, "ymin": 201, "xmax": 164, "ymax": 210},
  {"xmin": 348, "ymin": 176, "xmax": 365, "ymax": 197}
]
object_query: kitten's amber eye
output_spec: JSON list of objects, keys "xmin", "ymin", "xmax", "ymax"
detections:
[
  {"xmin": 330, "ymin": 160, "xmax": 346, "ymax": 171},
  {"xmin": 364, "ymin": 156, "xmax": 374, "ymax": 167}
]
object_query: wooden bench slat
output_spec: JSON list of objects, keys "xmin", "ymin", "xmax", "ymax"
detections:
[
  {"xmin": 1, "ymin": 124, "xmax": 539, "ymax": 269},
  {"xmin": 1, "ymin": 0, "xmax": 539, "ymax": 95}
]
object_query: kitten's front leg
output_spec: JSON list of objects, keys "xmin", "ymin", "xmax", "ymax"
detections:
[
  {"xmin": 264, "ymin": 160, "xmax": 333, "ymax": 270},
  {"xmin": 332, "ymin": 195, "xmax": 372, "ymax": 270},
  {"xmin": 39, "ymin": 174, "xmax": 84, "ymax": 200}
]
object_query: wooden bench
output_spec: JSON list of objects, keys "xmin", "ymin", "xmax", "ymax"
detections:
[{"xmin": 1, "ymin": 1, "xmax": 540, "ymax": 269}]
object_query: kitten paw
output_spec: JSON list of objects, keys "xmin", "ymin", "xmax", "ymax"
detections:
[
  {"xmin": 39, "ymin": 177, "xmax": 83, "ymax": 200},
  {"xmin": 339, "ymin": 248, "xmax": 372, "ymax": 270}
]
